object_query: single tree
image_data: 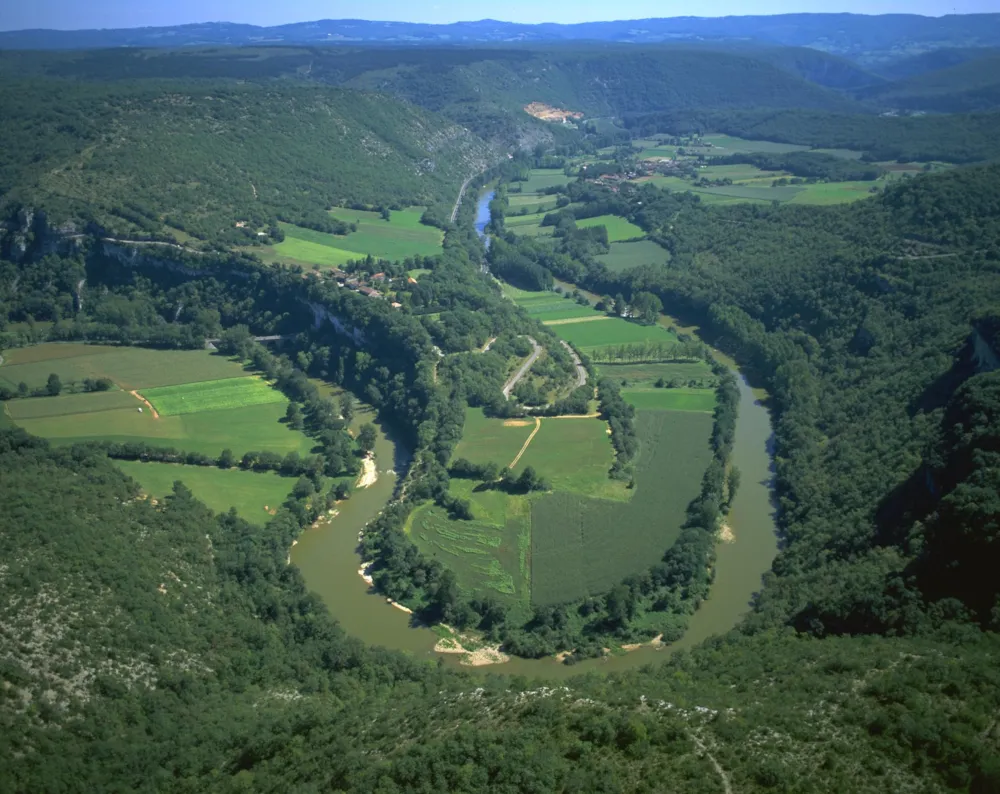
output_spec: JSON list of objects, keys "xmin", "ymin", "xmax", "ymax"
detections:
[
  {"xmin": 218, "ymin": 449, "xmax": 235, "ymax": 469},
  {"xmin": 46, "ymin": 373, "xmax": 62, "ymax": 396},
  {"xmin": 357, "ymin": 423, "xmax": 377, "ymax": 454}
]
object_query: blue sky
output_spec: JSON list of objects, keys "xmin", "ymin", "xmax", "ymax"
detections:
[{"xmin": 1, "ymin": 1, "xmax": 994, "ymax": 32}]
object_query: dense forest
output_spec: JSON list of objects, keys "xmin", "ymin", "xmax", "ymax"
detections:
[
  {"xmin": 3, "ymin": 28, "xmax": 1000, "ymax": 792},
  {"xmin": 0, "ymin": 78, "xmax": 493, "ymax": 245}
]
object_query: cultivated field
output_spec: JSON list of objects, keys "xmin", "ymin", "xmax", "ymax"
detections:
[
  {"xmin": 116, "ymin": 461, "xmax": 297, "ymax": 525},
  {"xmin": 621, "ymin": 388, "xmax": 717, "ymax": 412},
  {"xmin": 520, "ymin": 169, "xmax": 573, "ymax": 193},
  {"xmin": 599, "ymin": 361, "xmax": 715, "ymax": 386},
  {"xmin": 553, "ymin": 317, "xmax": 677, "ymax": 353},
  {"xmin": 3, "ymin": 344, "xmax": 315, "ymax": 458},
  {"xmin": 409, "ymin": 481, "xmax": 531, "ymax": 605},
  {"xmin": 512, "ymin": 417, "xmax": 628, "ymax": 501},
  {"xmin": 596, "ymin": 240, "xmax": 671, "ymax": 272},
  {"xmin": 530, "ymin": 410, "xmax": 713, "ymax": 605},
  {"xmin": 452, "ymin": 408, "xmax": 536, "ymax": 468},
  {"xmin": 576, "ymin": 214, "xmax": 645, "ymax": 242},
  {"xmin": 266, "ymin": 206, "xmax": 444, "ymax": 267},
  {"xmin": 144, "ymin": 377, "xmax": 284, "ymax": 416},
  {"xmin": 0, "ymin": 344, "xmax": 248, "ymax": 391}
]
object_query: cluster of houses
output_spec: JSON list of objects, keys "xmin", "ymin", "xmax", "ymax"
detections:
[{"xmin": 326, "ymin": 268, "xmax": 406, "ymax": 309}]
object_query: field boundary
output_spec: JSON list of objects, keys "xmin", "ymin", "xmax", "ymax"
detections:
[
  {"xmin": 508, "ymin": 417, "xmax": 541, "ymax": 469},
  {"xmin": 543, "ymin": 315, "xmax": 611, "ymax": 326}
]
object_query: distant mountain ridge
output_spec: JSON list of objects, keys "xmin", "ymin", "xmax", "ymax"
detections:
[{"xmin": 4, "ymin": 13, "xmax": 1000, "ymax": 61}]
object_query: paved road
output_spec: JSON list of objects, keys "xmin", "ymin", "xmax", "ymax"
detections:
[
  {"xmin": 450, "ymin": 174, "xmax": 476, "ymax": 223},
  {"xmin": 561, "ymin": 340, "xmax": 588, "ymax": 389},
  {"xmin": 502, "ymin": 337, "xmax": 541, "ymax": 400}
]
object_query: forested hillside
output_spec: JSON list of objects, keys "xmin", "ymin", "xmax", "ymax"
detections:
[
  {"xmin": 857, "ymin": 53, "xmax": 1000, "ymax": 112},
  {"xmin": 3, "ymin": 28, "xmax": 1000, "ymax": 792},
  {"xmin": 0, "ymin": 79, "xmax": 493, "ymax": 245}
]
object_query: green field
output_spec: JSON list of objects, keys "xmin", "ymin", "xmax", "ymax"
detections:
[
  {"xmin": 598, "ymin": 361, "xmax": 715, "ymax": 386},
  {"xmin": 0, "ymin": 344, "xmax": 249, "ymax": 391},
  {"xmin": 268, "ymin": 206, "xmax": 444, "ymax": 267},
  {"xmin": 512, "ymin": 418, "xmax": 628, "ymax": 501},
  {"xmin": 521, "ymin": 169, "xmax": 573, "ymax": 193},
  {"xmin": 518, "ymin": 296, "xmax": 601, "ymax": 322},
  {"xmin": 576, "ymin": 215, "xmax": 645, "ymax": 242},
  {"xmin": 116, "ymin": 461, "xmax": 296, "ymax": 525},
  {"xmin": 452, "ymin": 408, "xmax": 535, "ymax": 468},
  {"xmin": 508, "ymin": 193, "xmax": 560, "ymax": 214},
  {"xmin": 530, "ymin": 410, "xmax": 713, "ymax": 605},
  {"xmin": 409, "ymin": 481, "xmax": 531, "ymax": 605},
  {"xmin": 552, "ymin": 317, "xmax": 677, "ymax": 352},
  {"xmin": 14, "ymin": 401, "xmax": 315, "ymax": 458},
  {"xmin": 6, "ymin": 391, "xmax": 138, "ymax": 419},
  {"xmin": 621, "ymin": 388, "xmax": 717, "ymax": 412},
  {"xmin": 700, "ymin": 134, "xmax": 810, "ymax": 154},
  {"xmin": 596, "ymin": 240, "xmax": 671, "ymax": 272},
  {"xmin": 789, "ymin": 181, "xmax": 882, "ymax": 205},
  {"xmin": 144, "ymin": 377, "xmax": 284, "ymax": 416},
  {"xmin": 5, "ymin": 344, "xmax": 315, "ymax": 458}
]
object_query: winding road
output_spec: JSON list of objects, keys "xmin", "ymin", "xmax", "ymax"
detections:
[
  {"xmin": 561, "ymin": 340, "xmax": 588, "ymax": 389},
  {"xmin": 502, "ymin": 337, "xmax": 542, "ymax": 399}
]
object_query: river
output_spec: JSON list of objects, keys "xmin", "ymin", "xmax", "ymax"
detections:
[{"xmin": 291, "ymin": 195, "xmax": 778, "ymax": 679}]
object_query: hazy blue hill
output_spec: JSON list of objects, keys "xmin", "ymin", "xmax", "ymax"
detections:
[
  {"xmin": 2, "ymin": 13, "xmax": 999, "ymax": 60},
  {"xmin": 858, "ymin": 53, "xmax": 1000, "ymax": 111},
  {"xmin": 871, "ymin": 46, "xmax": 1000, "ymax": 80}
]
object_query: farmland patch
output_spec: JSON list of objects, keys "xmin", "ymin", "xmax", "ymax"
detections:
[
  {"xmin": 143, "ymin": 377, "xmax": 284, "ymax": 416},
  {"xmin": 452, "ymin": 407, "xmax": 535, "ymax": 469},
  {"xmin": 552, "ymin": 317, "xmax": 677, "ymax": 353},
  {"xmin": 116, "ymin": 461, "xmax": 296, "ymax": 525},
  {"xmin": 621, "ymin": 388, "xmax": 717, "ymax": 412},
  {"xmin": 0, "ymin": 344, "xmax": 249, "ymax": 391},
  {"xmin": 596, "ymin": 240, "xmax": 671, "ymax": 272},
  {"xmin": 576, "ymin": 214, "xmax": 645, "ymax": 242},
  {"xmin": 530, "ymin": 410, "xmax": 713, "ymax": 605}
]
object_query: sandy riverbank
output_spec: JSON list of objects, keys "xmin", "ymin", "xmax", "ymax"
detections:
[{"xmin": 356, "ymin": 454, "xmax": 378, "ymax": 488}]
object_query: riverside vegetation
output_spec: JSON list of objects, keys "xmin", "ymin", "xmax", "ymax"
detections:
[{"xmin": 2, "ymin": 30, "xmax": 1000, "ymax": 792}]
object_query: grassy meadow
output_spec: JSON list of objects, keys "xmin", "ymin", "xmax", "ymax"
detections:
[
  {"xmin": 553, "ymin": 317, "xmax": 677, "ymax": 354},
  {"xmin": 144, "ymin": 377, "xmax": 284, "ymax": 416},
  {"xmin": 576, "ymin": 215, "xmax": 646, "ymax": 242},
  {"xmin": 596, "ymin": 240, "xmax": 671, "ymax": 273},
  {"xmin": 2, "ymin": 344, "xmax": 315, "ymax": 458},
  {"xmin": 264, "ymin": 206, "xmax": 444, "ymax": 268},
  {"xmin": 116, "ymin": 461, "xmax": 297, "ymax": 524},
  {"xmin": 452, "ymin": 408, "xmax": 536, "ymax": 468}
]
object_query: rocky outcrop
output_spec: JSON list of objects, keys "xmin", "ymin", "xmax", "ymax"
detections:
[{"xmin": 305, "ymin": 301, "xmax": 366, "ymax": 346}]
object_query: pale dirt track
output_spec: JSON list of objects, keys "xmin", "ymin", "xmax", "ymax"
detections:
[
  {"xmin": 507, "ymin": 417, "xmax": 541, "ymax": 469},
  {"xmin": 129, "ymin": 390, "xmax": 159, "ymax": 419}
]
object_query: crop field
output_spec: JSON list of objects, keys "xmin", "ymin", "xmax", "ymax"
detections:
[
  {"xmin": 143, "ymin": 377, "xmax": 284, "ymax": 416},
  {"xmin": 788, "ymin": 181, "xmax": 881, "ymax": 205},
  {"xmin": 5, "ymin": 344, "xmax": 315, "ymax": 458},
  {"xmin": 531, "ymin": 410, "xmax": 714, "ymax": 605},
  {"xmin": 521, "ymin": 169, "xmax": 573, "ymax": 193},
  {"xmin": 518, "ymin": 295, "xmax": 601, "ymax": 322},
  {"xmin": 452, "ymin": 408, "xmax": 536, "ymax": 468},
  {"xmin": 116, "ymin": 461, "xmax": 295, "ymax": 525},
  {"xmin": 598, "ymin": 361, "xmax": 715, "ymax": 386},
  {"xmin": 512, "ymin": 417, "xmax": 629, "ymax": 501},
  {"xmin": 269, "ymin": 206, "xmax": 444, "ymax": 267},
  {"xmin": 0, "ymin": 344, "xmax": 249, "ymax": 391},
  {"xmin": 699, "ymin": 134, "xmax": 810, "ymax": 154},
  {"xmin": 596, "ymin": 240, "xmax": 671, "ymax": 272},
  {"xmin": 6, "ymin": 391, "xmax": 137, "ymax": 419},
  {"xmin": 409, "ymin": 481, "xmax": 531, "ymax": 604},
  {"xmin": 508, "ymin": 193, "xmax": 559, "ymax": 213},
  {"xmin": 576, "ymin": 215, "xmax": 645, "ymax": 242},
  {"xmin": 14, "ymin": 401, "xmax": 314, "ymax": 458},
  {"xmin": 552, "ymin": 317, "xmax": 677, "ymax": 353},
  {"xmin": 621, "ymin": 388, "xmax": 717, "ymax": 412}
]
